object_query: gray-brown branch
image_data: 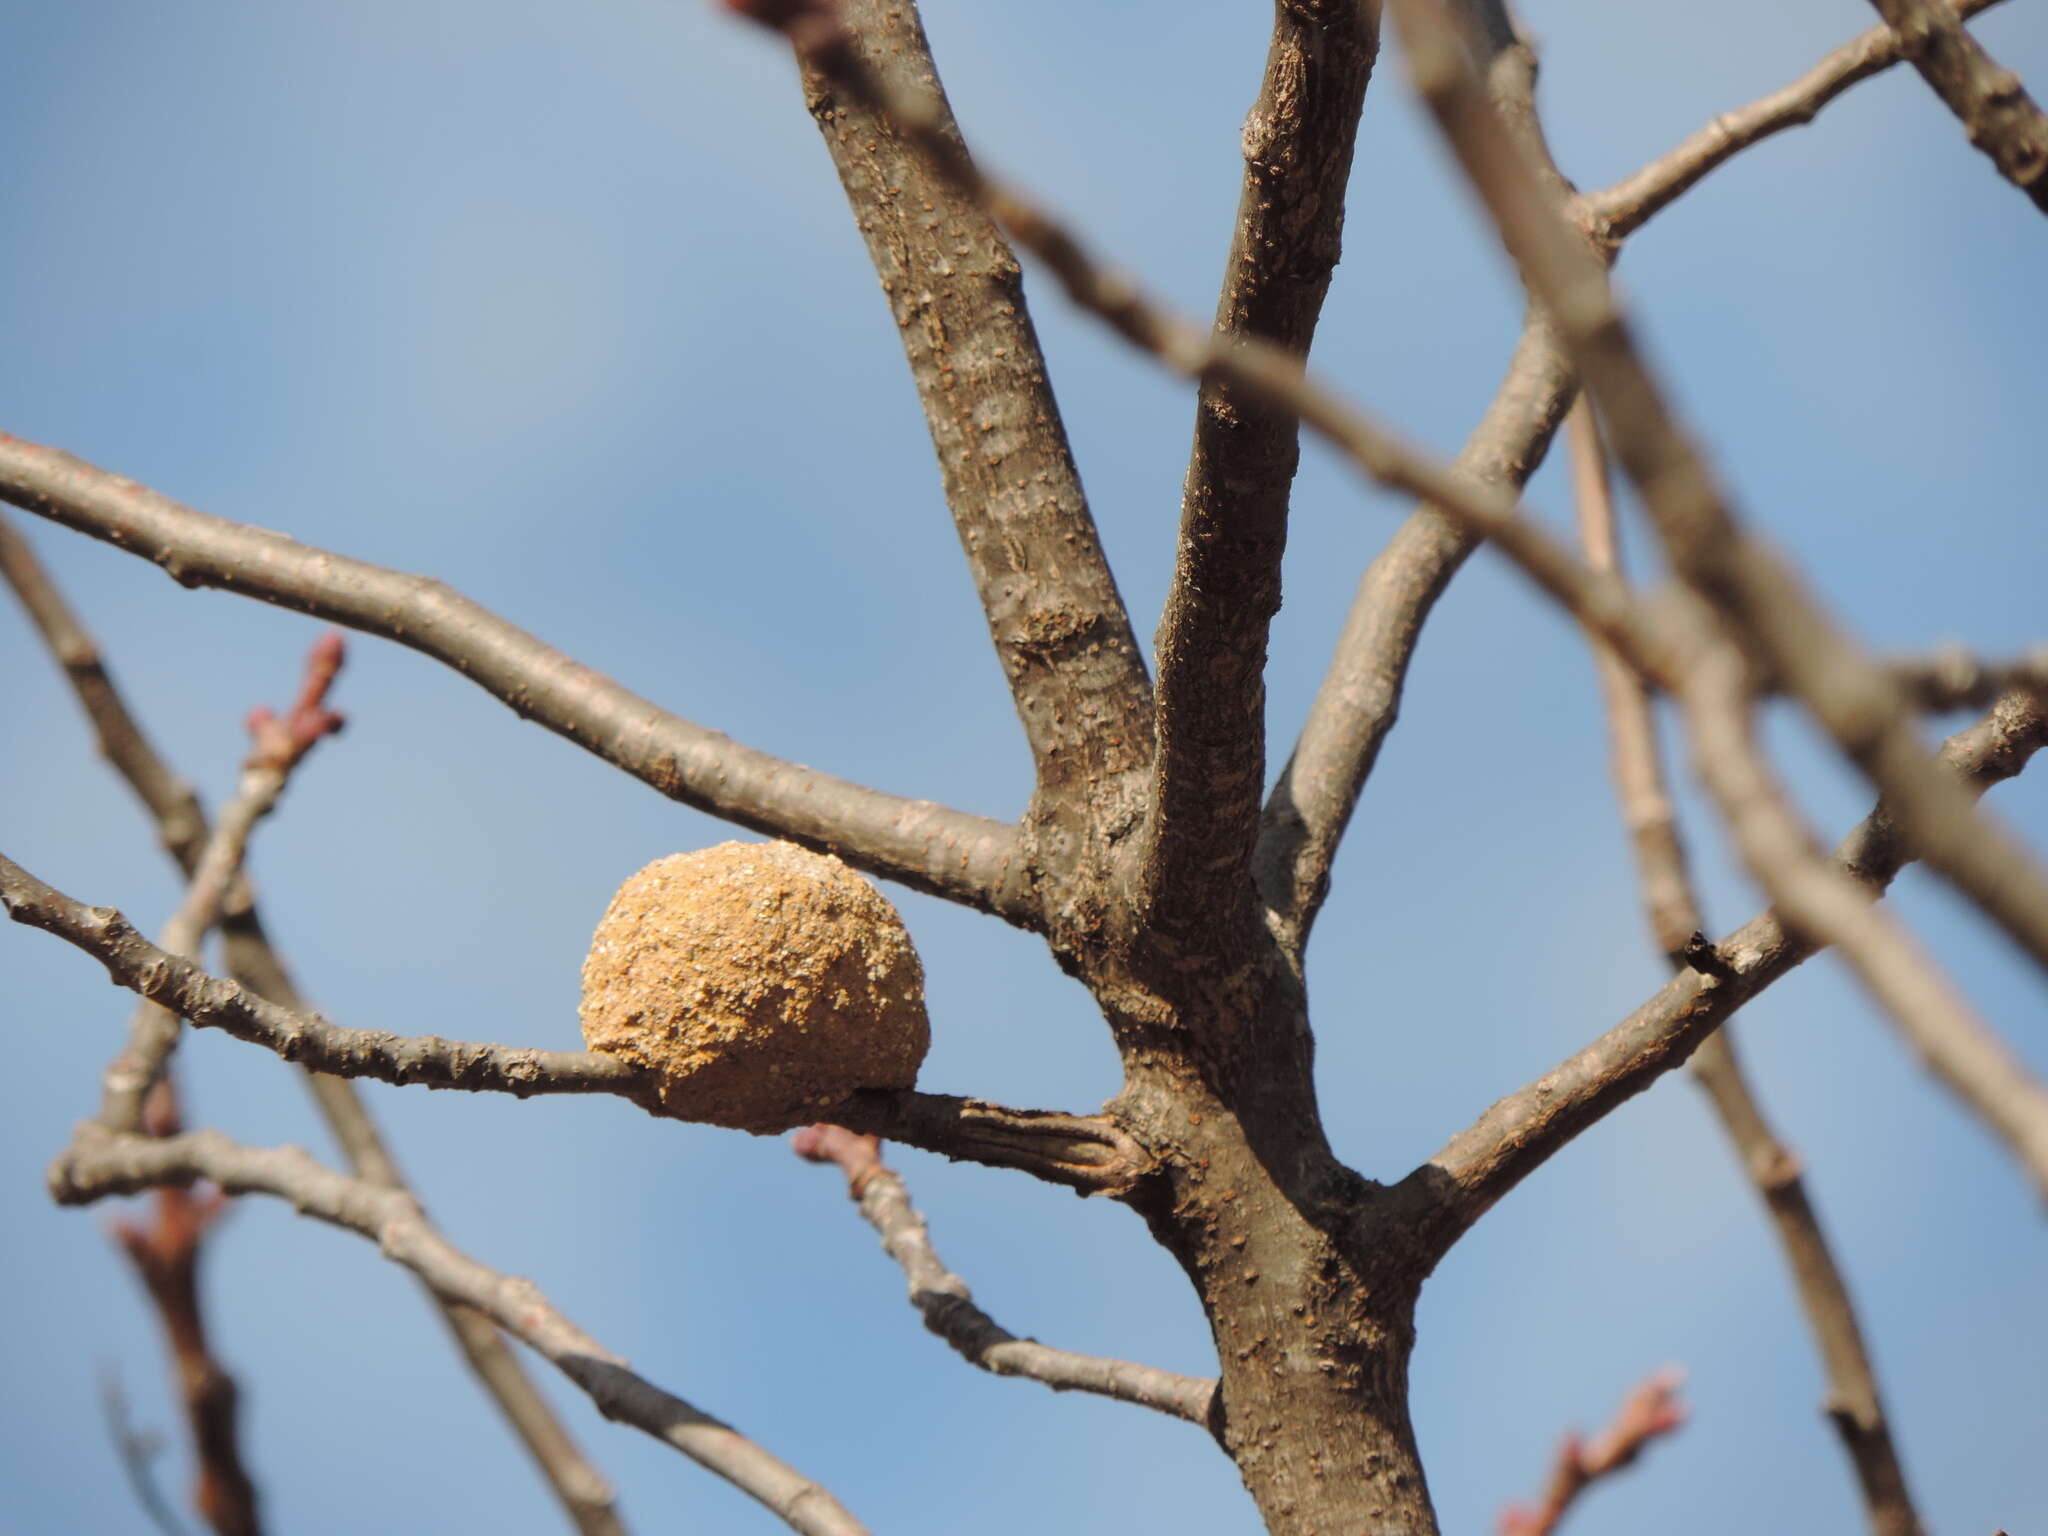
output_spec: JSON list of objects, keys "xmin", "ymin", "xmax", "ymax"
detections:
[
  {"xmin": 1399, "ymin": 689, "xmax": 2048, "ymax": 1258},
  {"xmin": 1679, "ymin": 639, "xmax": 2048, "ymax": 1203},
  {"xmin": 794, "ymin": 1125, "xmax": 1214, "ymax": 1422},
  {"xmin": 1391, "ymin": 0, "xmax": 2048, "ymax": 988},
  {"xmin": 0, "ymin": 851, "xmax": 1144, "ymax": 1193},
  {"xmin": 1585, "ymin": 0, "xmax": 2012, "ymax": 240},
  {"xmin": 1, "ymin": 513, "xmax": 628, "ymax": 1536},
  {"xmin": 0, "ymin": 433, "xmax": 1029, "ymax": 925},
  {"xmin": 0, "ymin": 512, "xmax": 209, "ymax": 860},
  {"xmin": 1862, "ymin": 0, "xmax": 2048, "ymax": 212},
  {"xmin": 110, "ymin": 1078, "xmax": 261, "ymax": 1536},
  {"xmin": 1569, "ymin": 405, "xmax": 1925, "ymax": 1536},
  {"xmin": 741, "ymin": 0, "xmax": 1699, "ymax": 729},
  {"xmin": 1261, "ymin": 0, "xmax": 2001, "ymax": 946},
  {"xmin": 98, "ymin": 632, "xmax": 345, "ymax": 1133},
  {"xmin": 98, "ymin": 768, "xmax": 293, "ymax": 1135},
  {"xmin": 51, "ymin": 1126, "xmax": 871, "ymax": 1536},
  {"xmin": 1569, "ymin": 404, "xmax": 1698, "ymax": 965},
  {"xmin": 1257, "ymin": 11, "xmax": 1579, "ymax": 950},
  {"xmin": 1688, "ymin": 1034, "xmax": 1924, "ymax": 1536},
  {"xmin": 1145, "ymin": 0, "xmax": 1379, "ymax": 948},
  {"xmin": 794, "ymin": 0, "xmax": 1154, "ymax": 895},
  {"xmin": 1255, "ymin": 315, "xmax": 1574, "ymax": 950}
]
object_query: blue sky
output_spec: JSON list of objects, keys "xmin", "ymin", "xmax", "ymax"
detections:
[{"xmin": 2, "ymin": 2, "xmax": 2044, "ymax": 1532}]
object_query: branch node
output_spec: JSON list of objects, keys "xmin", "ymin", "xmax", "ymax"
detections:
[{"xmin": 1678, "ymin": 931, "xmax": 1738, "ymax": 981}]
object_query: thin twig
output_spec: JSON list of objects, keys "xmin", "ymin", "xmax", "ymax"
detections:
[
  {"xmin": 1401, "ymin": 689, "xmax": 2048, "ymax": 1256},
  {"xmin": 1687, "ymin": 1035, "xmax": 1924, "ymax": 1535},
  {"xmin": 111, "ymin": 1080, "xmax": 262, "ymax": 1536},
  {"xmin": 1259, "ymin": 0, "xmax": 1991, "ymax": 945},
  {"xmin": 0, "ymin": 512, "xmax": 208, "ymax": 861},
  {"xmin": 0, "ymin": 515, "xmax": 630, "ymax": 1535},
  {"xmin": 0, "ymin": 853, "xmax": 1151, "ymax": 1191},
  {"xmin": 1569, "ymin": 404, "xmax": 1926, "ymax": 1536},
  {"xmin": 1256, "ymin": 317, "xmax": 1576, "ymax": 948},
  {"xmin": 98, "ymin": 633, "xmax": 346, "ymax": 1133},
  {"xmin": 1254, "ymin": 4, "xmax": 1584, "ymax": 950},
  {"xmin": 1390, "ymin": 0, "xmax": 2048, "ymax": 988},
  {"xmin": 95, "ymin": 636, "xmax": 346, "ymax": 1535},
  {"xmin": 793, "ymin": 1125, "xmax": 1215, "ymax": 1424},
  {"xmin": 100, "ymin": 1365, "xmax": 196, "ymax": 1536},
  {"xmin": 0, "ymin": 436, "xmax": 1029, "ymax": 925},
  {"xmin": 1497, "ymin": 1369, "xmax": 1686, "ymax": 1536},
  {"xmin": 52, "ymin": 1126, "xmax": 872, "ymax": 1536},
  {"xmin": 241, "ymin": 976, "xmax": 630, "ymax": 1535},
  {"xmin": 1568, "ymin": 403, "xmax": 1697, "ymax": 965},
  {"xmin": 1862, "ymin": 0, "xmax": 2048, "ymax": 212},
  {"xmin": 1889, "ymin": 645, "xmax": 2048, "ymax": 713},
  {"xmin": 1584, "ymin": 0, "xmax": 2011, "ymax": 240},
  {"xmin": 1680, "ymin": 639, "xmax": 2048, "ymax": 1202}
]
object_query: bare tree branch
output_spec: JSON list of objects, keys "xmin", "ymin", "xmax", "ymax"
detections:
[
  {"xmin": 830, "ymin": 1091, "xmax": 1153, "ymax": 1196},
  {"xmin": 793, "ymin": 1125, "xmax": 1214, "ymax": 1422},
  {"xmin": 52, "ymin": 1126, "xmax": 873, "ymax": 1536},
  {"xmin": 1257, "ymin": 317, "xmax": 1575, "ymax": 947},
  {"xmin": 1585, "ymin": 0, "xmax": 2011, "ymax": 241},
  {"xmin": 1144, "ymin": 0, "xmax": 1379, "ymax": 944},
  {"xmin": 1390, "ymin": 0, "xmax": 2048, "ymax": 985},
  {"xmin": 1687, "ymin": 1035, "xmax": 1925, "ymax": 1536},
  {"xmin": 97, "ymin": 634, "xmax": 345, "ymax": 1134},
  {"xmin": 0, "ymin": 512, "xmax": 209, "ymax": 862},
  {"xmin": 1863, "ymin": 0, "xmax": 2048, "ymax": 212},
  {"xmin": 1496, "ymin": 1368, "xmax": 1686, "ymax": 1536},
  {"xmin": 749, "ymin": 0, "xmax": 1980, "ymax": 962},
  {"xmin": 0, "ymin": 853, "xmax": 1147, "ymax": 1192},
  {"xmin": 0, "ymin": 435, "xmax": 1030, "ymax": 925},
  {"xmin": 1889, "ymin": 645, "xmax": 2048, "ymax": 713},
  {"xmin": 1259, "ymin": 6, "xmax": 1581, "ymax": 951},
  {"xmin": 1682, "ymin": 638, "xmax": 2048, "ymax": 1201},
  {"xmin": 1401, "ymin": 689, "xmax": 2048, "ymax": 1257},
  {"xmin": 1569, "ymin": 404, "xmax": 1697, "ymax": 964},
  {"xmin": 0, "ymin": 852, "xmax": 671, "ymax": 1093},
  {"xmin": 111, "ymin": 1082, "xmax": 262, "ymax": 1536},
  {"xmin": 0, "ymin": 517, "xmax": 631, "ymax": 1536},
  {"xmin": 794, "ymin": 0, "xmax": 1155, "ymax": 885},
  {"xmin": 727, "ymin": 2, "xmax": 1701, "ymax": 723},
  {"xmin": 1569, "ymin": 402, "xmax": 1925, "ymax": 1536}
]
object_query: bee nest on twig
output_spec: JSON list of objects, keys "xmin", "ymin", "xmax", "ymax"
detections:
[{"xmin": 579, "ymin": 841, "xmax": 930, "ymax": 1132}]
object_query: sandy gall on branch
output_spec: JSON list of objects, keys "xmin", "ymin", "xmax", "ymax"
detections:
[{"xmin": 580, "ymin": 843, "xmax": 931, "ymax": 1133}]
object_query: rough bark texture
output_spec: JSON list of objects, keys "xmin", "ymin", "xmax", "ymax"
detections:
[
  {"xmin": 1118, "ymin": 1057, "xmax": 1438, "ymax": 1534},
  {"xmin": 794, "ymin": 18, "xmax": 1444, "ymax": 1518},
  {"xmin": 9, "ymin": 3, "xmax": 2043, "ymax": 1533},
  {"xmin": 1146, "ymin": 0, "xmax": 1378, "ymax": 946},
  {"xmin": 796, "ymin": 0, "xmax": 1155, "ymax": 929}
]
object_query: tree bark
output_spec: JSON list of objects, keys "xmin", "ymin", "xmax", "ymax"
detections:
[{"xmin": 1095, "ymin": 925, "xmax": 1441, "ymax": 1534}]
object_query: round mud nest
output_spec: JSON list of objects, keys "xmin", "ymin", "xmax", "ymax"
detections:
[{"xmin": 579, "ymin": 841, "xmax": 929, "ymax": 1133}]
